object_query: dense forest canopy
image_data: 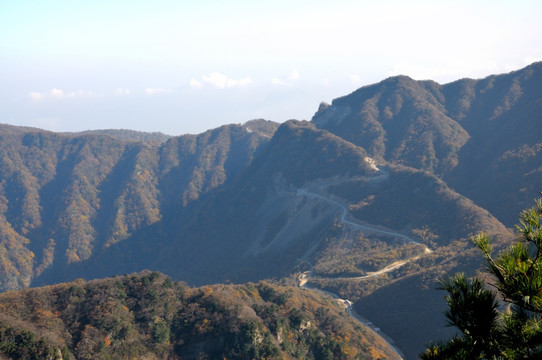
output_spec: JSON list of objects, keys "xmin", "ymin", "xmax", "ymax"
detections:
[{"xmin": 0, "ymin": 271, "xmax": 400, "ymax": 359}]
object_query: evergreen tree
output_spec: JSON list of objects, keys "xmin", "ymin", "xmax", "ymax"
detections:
[{"xmin": 422, "ymin": 197, "xmax": 542, "ymax": 359}]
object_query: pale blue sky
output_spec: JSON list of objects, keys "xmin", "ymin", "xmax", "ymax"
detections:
[{"xmin": 1, "ymin": 0, "xmax": 541, "ymax": 135}]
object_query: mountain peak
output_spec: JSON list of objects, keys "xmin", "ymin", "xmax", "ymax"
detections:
[{"xmin": 241, "ymin": 119, "xmax": 279, "ymax": 137}]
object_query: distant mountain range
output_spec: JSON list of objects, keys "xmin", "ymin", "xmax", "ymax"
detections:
[{"xmin": 1, "ymin": 62, "xmax": 541, "ymax": 359}]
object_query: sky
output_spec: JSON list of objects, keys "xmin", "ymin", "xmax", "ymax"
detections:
[{"xmin": 1, "ymin": 0, "xmax": 541, "ymax": 135}]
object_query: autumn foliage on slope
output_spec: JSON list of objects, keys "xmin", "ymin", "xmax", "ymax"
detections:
[{"xmin": 0, "ymin": 271, "xmax": 399, "ymax": 359}]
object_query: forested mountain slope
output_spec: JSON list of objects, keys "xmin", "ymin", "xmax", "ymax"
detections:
[
  {"xmin": 150, "ymin": 120, "xmax": 506, "ymax": 285},
  {"xmin": 0, "ymin": 120, "xmax": 278, "ymax": 291},
  {"xmin": 1, "ymin": 63, "xmax": 541, "ymax": 359},
  {"xmin": 0, "ymin": 271, "xmax": 400, "ymax": 359},
  {"xmin": 52, "ymin": 119, "xmax": 510, "ymax": 359},
  {"xmin": 156, "ymin": 120, "xmax": 509, "ymax": 359},
  {"xmin": 313, "ymin": 62, "xmax": 542, "ymax": 225}
]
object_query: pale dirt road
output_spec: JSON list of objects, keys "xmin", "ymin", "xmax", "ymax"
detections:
[
  {"xmin": 299, "ymin": 272, "xmax": 406, "ymax": 360},
  {"xmin": 296, "ymin": 187, "xmax": 431, "ymax": 251},
  {"xmin": 295, "ymin": 169, "xmax": 437, "ymax": 360}
]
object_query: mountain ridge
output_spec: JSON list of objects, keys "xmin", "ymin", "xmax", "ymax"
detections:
[
  {"xmin": 312, "ymin": 61, "xmax": 542, "ymax": 225},
  {"xmin": 1, "ymin": 63, "xmax": 541, "ymax": 358}
]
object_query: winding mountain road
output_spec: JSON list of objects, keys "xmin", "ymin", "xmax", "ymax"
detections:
[
  {"xmin": 299, "ymin": 272, "xmax": 406, "ymax": 360},
  {"xmin": 296, "ymin": 186, "xmax": 431, "ymax": 280},
  {"xmin": 296, "ymin": 188, "xmax": 427, "ymax": 248},
  {"xmin": 294, "ymin": 168, "xmax": 437, "ymax": 360}
]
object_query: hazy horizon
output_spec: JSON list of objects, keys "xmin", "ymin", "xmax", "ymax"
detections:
[{"xmin": 2, "ymin": 0, "xmax": 541, "ymax": 135}]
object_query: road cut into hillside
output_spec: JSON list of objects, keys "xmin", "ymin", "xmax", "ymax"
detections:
[
  {"xmin": 299, "ymin": 271, "xmax": 406, "ymax": 360},
  {"xmin": 295, "ymin": 169, "xmax": 439, "ymax": 360}
]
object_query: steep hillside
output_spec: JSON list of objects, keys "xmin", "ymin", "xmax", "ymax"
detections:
[
  {"xmin": 0, "ymin": 117, "xmax": 511, "ymax": 359},
  {"xmin": 306, "ymin": 64, "xmax": 542, "ymax": 356},
  {"xmin": 73, "ymin": 120, "xmax": 501, "ymax": 359},
  {"xmin": 63, "ymin": 121, "xmax": 378, "ymax": 284},
  {"xmin": 158, "ymin": 119, "xmax": 277, "ymax": 210},
  {"xmin": 0, "ymin": 271, "xmax": 400, "ymax": 360},
  {"xmin": 164, "ymin": 121, "xmax": 508, "ymax": 359},
  {"xmin": 313, "ymin": 62, "xmax": 542, "ymax": 225},
  {"xmin": 149, "ymin": 120, "xmax": 504, "ymax": 281},
  {"xmin": 152, "ymin": 120, "xmax": 380, "ymax": 284},
  {"xmin": 312, "ymin": 76, "xmax": 469, "ymax": 175},
  {"xmin": 442, "ymin": 63, "xmax": 542, "ymax": 225},
  {"xmin": 0, "ymin": 120, "xmax": 278, "ymax": 292}
]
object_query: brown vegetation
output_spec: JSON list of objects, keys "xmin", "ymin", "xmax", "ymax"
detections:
[{"xmin": 0, "ymin": 271, "xmax": 400, "ymax": 359}]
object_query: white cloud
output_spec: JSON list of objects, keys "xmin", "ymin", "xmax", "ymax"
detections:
[
  {"xmin": 115, "ymin": 88, "xmax": 131, "ymax": 95},
  {"xmin": 67, "ymin": 90, "xmax": 94, "ymax": 98},
  {"xmin": 235, "ymin": 77, "xmax": 253, "ymax": 87},
  {"xmin": 288, "ymin": 69, "xmax": 300, "ymax": 80},
  {"xmin": 50, "ymin": 88, "xmax": 65, "ymax": 98},
  {"xmin": 190, "ymin": 73, "xmax": 253, "ymax": 89},
  {"xmin": 271, "ymin": 78, "xmax": 289, "ymax": 86},
  {"xmin": 189, "ymin": 79, "xmax": 203, "ymax": 88},
  {"xmin": 29, "ymin": 92, "xmax": 45, "ymax": 101},
  {"xmin": 198, "ymin": 72, "xmax": 253, "ymax": 89},
  {"xmin": 145, "ymin": 87, "xmax": 171, "ymax": 95},
  {"xmin": 271, "ymin": 69, "xmax": 300, "ymax": 86},
  {"xmin": 202, "ymin": 73, "xmax": 228, "ymax": 88},
  {"xmin": 29, "ymin": 88, "xmax": 94, "ymax": 101}
]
